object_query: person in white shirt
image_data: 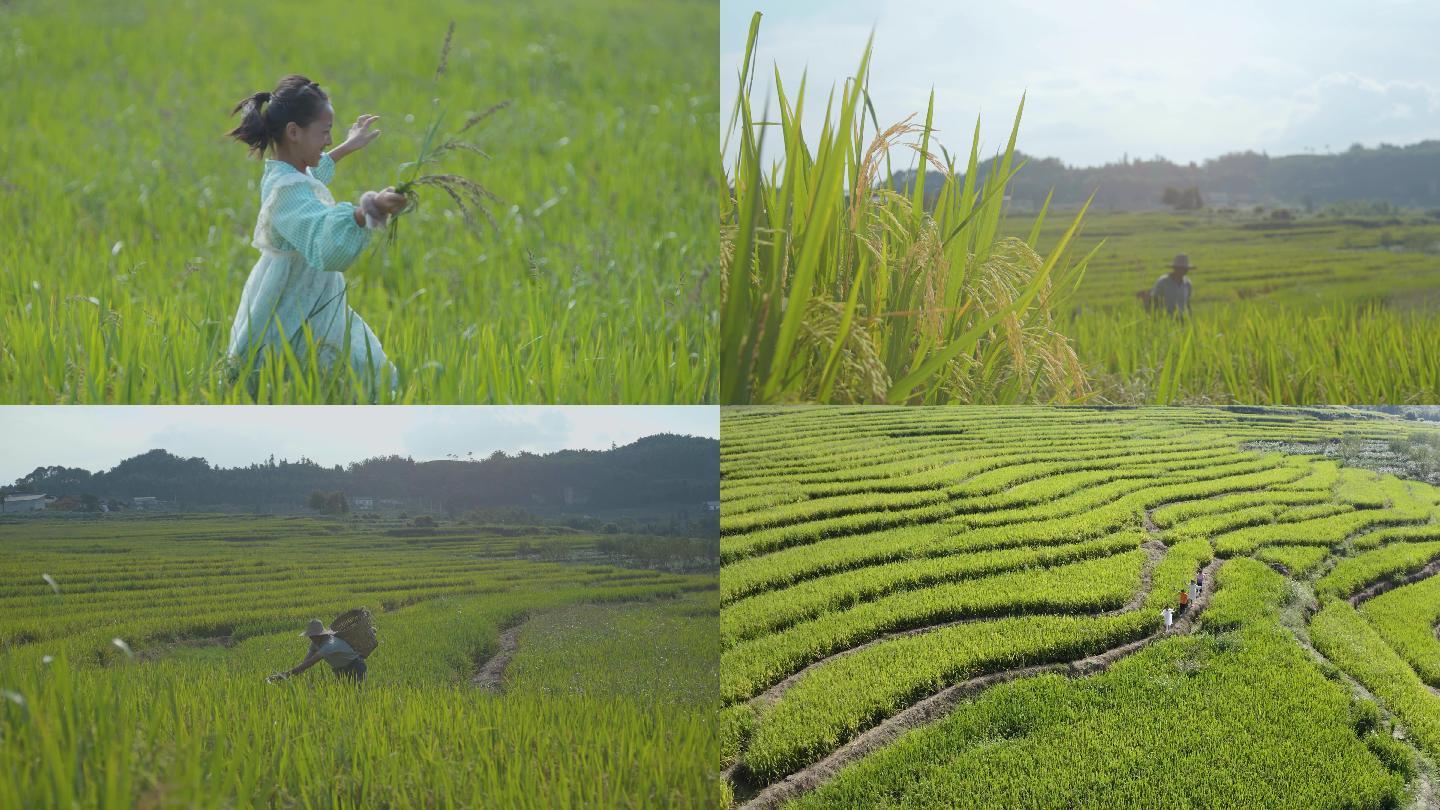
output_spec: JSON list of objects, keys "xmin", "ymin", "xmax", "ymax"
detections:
[
  {"xmin": 269, "ymin": 618, "xmax": 366, "ymax": 683},
  {"xmin": 1146, "ymin": 254, "xmax": 1195, "ymax": 317}
]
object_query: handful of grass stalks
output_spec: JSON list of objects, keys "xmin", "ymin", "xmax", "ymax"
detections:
[{"xmin": 386, "ymin": 21, "xmax": 510, "ymax": 247}]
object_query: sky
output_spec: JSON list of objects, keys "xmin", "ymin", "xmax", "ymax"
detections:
[
  {"xmin": 720, "ymin": 0, "xmax": 1440, "ymax": 168},
  {"xmin": 0, "ymin": 407, "xmax": 718, "ymax": 482}
]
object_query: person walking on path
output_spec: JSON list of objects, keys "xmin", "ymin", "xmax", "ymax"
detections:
[
  {"xmin": 1177, "ymin": 588, "xmax": 1191, "ymax": 615},
  {"xmin": 1188, "ymin": 578, "xmax": 1200, "ymax": 604},
  {"xmin": 1161, "ymin": 606, "xmax": 1174, "ymax": 629},
  {"xmin": 226, "ymin": 74, "xmax": 407, "ymax": 394},
  {"xmin": 1146, "ymin": 254, "xmax": 1195, "ymax": 317},
  {"xmin": 268, "ymin": 619, "xmax": 367, "ymax": 683}
]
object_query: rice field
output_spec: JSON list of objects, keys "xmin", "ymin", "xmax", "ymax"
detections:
[
  {"xmin": 0, "ymin": 513, "xmax": 717, "ymax": 807},
  {"xmin": 1023, "ymin": 210, "xmax": 1440, "ymax": 404},
  {"xmin": 720, "ymin": 406, "xmax": 1440, "ymax": 808},
  {"xmin": 0, "ymin": 0, "xmax": 717, "ymax": 404},
  {"xmin": 720, "ymin": 14, "xmax": 1440, "ymax": 405}
]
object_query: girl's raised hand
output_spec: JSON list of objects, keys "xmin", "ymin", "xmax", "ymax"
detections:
[
  {"xmin": 374, "ymin": 187, "xmax": 407, "ymax": 216},
  {"xmin": 345, "ymin": 114, "xmax": 382, "ymax": 151}
]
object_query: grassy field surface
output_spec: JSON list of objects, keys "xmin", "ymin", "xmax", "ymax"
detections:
[
  {"xmin": 720, "ymin": 406, "xmax": 1440, "ymax": 808},
  {"xmin": 0, "ymin": 513, "xmax": 717, "ymax": 807},
  {"xmin": 0, "ymin": 0, "xmax": 717, "ymax": 403},
  {"xmin": 1014, "ymin": 210, "xmax": 1440, "ymax": 403}
]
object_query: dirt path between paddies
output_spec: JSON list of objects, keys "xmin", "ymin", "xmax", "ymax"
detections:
[
  {"xmin": 1142, "ymin": 507, "xmax": 1162, "ymax": 535},
  {"xmin": 1349, "ymin": 558, "xmax": 1440, "ymax": 607},
  {"xmin": 730, "ymin": 557, "xmax": 1221, "ymax": 809},
  {"xmin": 470, "ymin": 623, "xmax": 522, "ymax": 692}
]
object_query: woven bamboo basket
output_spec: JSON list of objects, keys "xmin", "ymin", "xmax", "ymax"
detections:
[{"xmin": 331, "ymin": 607, "xmax": 379, "ymax": 658}]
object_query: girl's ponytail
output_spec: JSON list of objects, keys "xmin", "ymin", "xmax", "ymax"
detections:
[{"xmin": 227, "ymin": 91, "xmax": 275, "ymax": 157}]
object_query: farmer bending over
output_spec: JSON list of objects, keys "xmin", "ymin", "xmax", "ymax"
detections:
[
  {"xmin": 1145, "ymin": 254, "xmax": 1194, "ymax": 317},
  {"xmin": 269, "ymin": 619, "xmax": 367, "ymax": 683}
]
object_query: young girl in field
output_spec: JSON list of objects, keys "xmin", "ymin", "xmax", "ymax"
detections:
[{"xmin": 226, "ymin": 74, "xmax": 406, "ymax": 392}]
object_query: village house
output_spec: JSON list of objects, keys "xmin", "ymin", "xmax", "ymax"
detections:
[{"xmin": 0, "ymin": 493, "xmax": 51, "ymax": 513}]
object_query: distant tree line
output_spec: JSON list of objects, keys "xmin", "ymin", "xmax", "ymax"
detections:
[
  {"xmin": 3, "ymin": 434, "xmax": 719, "ymax": 513},
  {"xmin": 891, "ymin": 140, "xmax": 1440, "ymax": 211}
]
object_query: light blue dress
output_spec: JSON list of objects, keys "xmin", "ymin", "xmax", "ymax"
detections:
[{"xmin": 227, "ymin": 152, "xmax": 394, "ymax": 389}]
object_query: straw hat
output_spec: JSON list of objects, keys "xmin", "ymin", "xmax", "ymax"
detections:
[
  {"xmin": 300, "ymin": 619, "xmax": 333, "ymax": 637},
  {"xmin": 1168, "ymin": 254, "xmax": 1196, "ymax": 271}
]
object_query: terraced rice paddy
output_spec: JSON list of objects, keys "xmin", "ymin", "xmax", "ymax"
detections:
[
  {"xmin": 720, "ymin": 406, "xmax": 1440, "ymax": 808},
  {"xmin": 0, "ymin": 514, "xmax": 717, "ymax": 807}
]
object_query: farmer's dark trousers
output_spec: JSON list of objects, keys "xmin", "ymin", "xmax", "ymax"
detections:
[{"xmin": 334, "ymin": 659, "xmax": 367, "ymax": 683}]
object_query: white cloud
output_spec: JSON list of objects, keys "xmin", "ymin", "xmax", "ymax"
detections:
[
  {"xmin": 1276, "ymin": 74, "xmax": 1440, "ymax": 152},
  {"xmin": 722, "ymin": 0, "xmax": 1440, "ymax": 167}
]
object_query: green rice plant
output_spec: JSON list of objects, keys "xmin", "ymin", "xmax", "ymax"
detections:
[
  {"xmin": 1273, "ymin": 459, "xmax": 1344, "ymax": 492},
  {"xmin": 952, "ymin": 447, "xmax": 1241, "ymax": 510},
  {"xmin": 721, "ymin": 702, "xmax": 757, "ymax": 769},
  {"xmin": 721, "ymin": 550, "xmax": 1143, "ymax": 703},
  {"xmin": 720, "ymin": 488, "xmax": 949, "ymax": 537},
  {"xmin": 504, "ymin": 594, "xmax": 717, "ymax": 707},
  {"xmin": 1201, "ymin": 558, "xmax": 1289, "ymax": 631},
  {"xmin": 1334, "ymin": 469, "xmax": 1394, "ymax": 508},
  {"xmin": 1350, "ymin": 523, "xmax": 1440, "ymax": 550},
  {"xmin": 955, "ymin": 452, "xmax": 1279, "ymax": 528},
  {"xmin": 742, "ymin": 611, "xmax": 1151, "ymax": 783},
  {"xmin": 1313, "ymin": 599, "xmax": 1440, "ymax": 761},
  {"xmin": 721, "ymin": 533, "xmax": 1140, "ymax": 648},
  {"xmin": 1361, "ymin": 576, "xmax": 1440, "ymax": 686},
  {"xmin": 1021, "ymin": 208, "xmax": 1440, "ymax": 403},
  {"xmin": 1150, "ymin": 489, "xmax": 1328, "ymax": 529},
  {"xmin": 1253, "ymin": 544, "xmax": 1331, "ymax": 577},
  {"xmin": 1273, "ymin": 502, "xmax": 1354, "ymax": 522},
  {"xmin": 1164, "ymin": 504, "xmax": 1287, "ymax": 540},
  {"xmin": 720, "ymin": 14, "xmax": 1096, "ymax": 404},
  {"xmin": 1214, "ymin": 507, "xmax": 1430, "ymax": 556},
  {"xmin": 720, "ymin": 524, "xmax": 949, "ymax": 604},
  {"xmin": 1316, "ymin": 541, "xmax": 1440, "ymax": 600},
  {"xmin": 798, "ymin": 623, "xmax": 1406, "ymax": 808},
  {"xmin": 721, "ymin": 500, "xmax": 955, "ymax": 563},
  {"xmin": 942, "ymin": 463, "xmax": 1306, "ymax": 555}
]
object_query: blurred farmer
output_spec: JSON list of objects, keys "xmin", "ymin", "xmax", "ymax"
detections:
[
  {"xmin": 1145, "ymin": 254, "xmax": 1194, "ymax": 317},
  {"xmin": 267, "ymin": 619, "xmax": 366, "ymax": 683}
]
